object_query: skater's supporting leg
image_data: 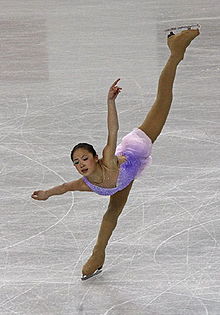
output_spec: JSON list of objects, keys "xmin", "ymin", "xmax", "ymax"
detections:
[
  {"xmin": 82, "ymin": 181, "xmax": 133, "ymax": 276},
  {"xmin": 139, "ymin": 29, "xmax": 200, "ymax": 143}
]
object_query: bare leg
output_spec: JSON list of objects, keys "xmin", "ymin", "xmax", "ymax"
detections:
[
  {"xmin": 139, "ymin": 29, "xmax": 200, "ymax": 143},
  {"xmin": 82, "ymin": 181, "xmax": 133, "ymax": 276}
]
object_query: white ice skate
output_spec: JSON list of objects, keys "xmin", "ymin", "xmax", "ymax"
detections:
[
  {"xmin": 165, "ymin": 23, "xmax": 201, "ymax": 37},
  {"xmin": 81, "ymin": 266, "xmax": 103, "ymax": 281}
]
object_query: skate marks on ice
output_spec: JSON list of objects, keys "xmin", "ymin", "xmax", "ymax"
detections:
[{"xmin": 0, "ymin": 0, "xmax": 220, "ymax": 314}]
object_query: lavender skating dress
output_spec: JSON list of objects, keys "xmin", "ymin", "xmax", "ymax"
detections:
[{"xmin": 82, "ymin": 128, "xmax": 152, "ymax": 196}]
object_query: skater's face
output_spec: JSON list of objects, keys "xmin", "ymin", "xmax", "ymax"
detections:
[{"xmin": 72, "ymin": 148, "xmax": 98, "ymax": 176}]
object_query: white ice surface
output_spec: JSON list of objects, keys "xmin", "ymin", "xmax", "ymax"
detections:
[{"xmin": 0, "ymin": 1, "xmax": 220, "ymax": 314}]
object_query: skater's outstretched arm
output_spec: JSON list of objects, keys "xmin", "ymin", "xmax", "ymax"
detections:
[
  {"xmin": 102, "ymin": 79, "xmax": 122, "ymax": 165},
  {"xmin": 31, "ymin": 178, "xmax": 91, "ymax": 200}
]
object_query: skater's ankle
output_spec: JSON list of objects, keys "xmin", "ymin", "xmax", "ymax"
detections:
[
  {"xmin": 93, "ymin": 245, "xmax": 105, "ymax": 255},
  {"xmin": 169, "ymin": 54, "xmax": 183, "ymax": 63}
]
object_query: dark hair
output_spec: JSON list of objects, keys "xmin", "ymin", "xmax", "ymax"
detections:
[{"xmin": 70, "ymin": 143, "xmax": 97, "ymax": 162}]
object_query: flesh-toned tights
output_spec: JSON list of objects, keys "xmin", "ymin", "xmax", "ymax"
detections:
[{"xmin": 82, "ymin": 29, "xmax": 199, "ymax": 276}]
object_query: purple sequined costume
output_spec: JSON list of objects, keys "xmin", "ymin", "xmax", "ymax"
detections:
[{"xmin": 82, "ymin": 128, "xmax": 152, "ymax": 196}]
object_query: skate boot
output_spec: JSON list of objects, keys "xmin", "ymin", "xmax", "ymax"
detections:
[
  {"xmin": 166, "ymin": 26, "xmax": 200, "ymax": 60},
  {"xmin": 81, "ymin": 249, "xmax": 105, "ymax": 281}
]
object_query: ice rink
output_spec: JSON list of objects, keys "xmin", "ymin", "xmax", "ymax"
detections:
[{"xmin": 0, "ymin": 0, "xmax": 220, "ymax": 314}]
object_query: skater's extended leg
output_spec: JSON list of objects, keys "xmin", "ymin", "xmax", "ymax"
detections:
[
  {"xmin": 82, "ymin": 181, "xmax": 133, "ymax": 276},
  {"xmin": 139, "ymin": 29, "xmax": 200, "ymax": 143}
]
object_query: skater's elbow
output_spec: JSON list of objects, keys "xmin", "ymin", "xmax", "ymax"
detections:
[
  {"xmin": 63, "ymin": 181, "xmax": 75, "ymax": 192},
  {"xmin": 63, "ymin": 179, "xmax": 82, "ymax": 192},
  {"xmin": 61, "ymin": 183, "xmax": 70, "ymax": 193}
]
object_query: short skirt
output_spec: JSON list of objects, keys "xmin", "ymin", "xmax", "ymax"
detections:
[{"xmin": 116, "ymin": 128, "xmax": 152, "ymax": 178}]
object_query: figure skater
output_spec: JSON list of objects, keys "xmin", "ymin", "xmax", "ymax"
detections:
[{"xmin": 32, "ymin": 28, "xmax": 200, "ymax": 280}]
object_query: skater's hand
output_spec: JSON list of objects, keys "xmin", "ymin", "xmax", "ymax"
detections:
[
  {"xmin": 31, "ymin": 190, "xmax": 49, "ymax": 201},
  {"xmin": 108, "ymin": 79, "xmax": 122, "ymax": 101}
]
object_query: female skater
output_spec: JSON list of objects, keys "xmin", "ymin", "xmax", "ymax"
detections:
[{"xmin": 32, "ymin": 29, "xmax": 200, "ymax": 279}]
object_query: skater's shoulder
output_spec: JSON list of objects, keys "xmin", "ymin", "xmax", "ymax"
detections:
[{"xmin": 99, "ymin": 155, "xmax": 126, "ymax": 170}]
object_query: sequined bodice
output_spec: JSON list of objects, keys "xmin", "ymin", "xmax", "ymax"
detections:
[
  {"xmin": 90, "ymin": 157, "xmax": 125, "ymax": 189},
  {"xmin": 82, "ymin": 152, "xmax": 143, "ymax": 196}
]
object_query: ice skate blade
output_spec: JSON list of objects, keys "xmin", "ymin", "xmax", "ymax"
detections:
[
  {"xmin": 165, "ymin": 23, "xmax": 201, "ymax": 34},
  {"xmin": 81, "ymin": 267, "xmax": 102, "ymax": 281}
]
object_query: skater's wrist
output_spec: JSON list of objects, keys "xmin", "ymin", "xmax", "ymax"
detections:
[
  {"xmin": 44, "ymin": 190, "xmax": 51, "ymax": 199},
  {"xmin": 45, "ymin": 184, "xmax": 66, "ymax": 198}
]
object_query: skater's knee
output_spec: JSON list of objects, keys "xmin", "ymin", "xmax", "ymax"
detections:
[
  {"xmin": 108, "ymin": 183, "xmax": 132, "ymax": 210},
  {"xmin": 107, "ymin": 196, "xmax": 127, "ymax": 217},
  {"xmin": 105, "ymin": 204, "xmax": 123, "ymax": 219}
]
